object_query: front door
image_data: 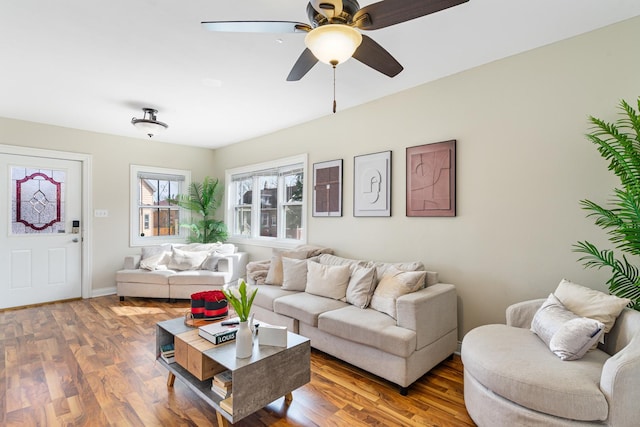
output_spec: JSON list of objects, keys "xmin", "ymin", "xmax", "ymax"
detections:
[{"xmin": 0, "ymin": 154, "xmax": 82, "ymax": 309}]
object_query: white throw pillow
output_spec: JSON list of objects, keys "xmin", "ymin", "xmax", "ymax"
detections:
[
  {"xmin": 139, "ymin": 251, "xmax": 171, "ymax": 270},
  {"xmin": 265, "ymin": 249, "xmax": 308, "ymax": 286},
  {"xmin": 554, "ymin": 279, "xmax": 630, "ymax": 333},
  {"xmin": 531, "ymin": 293, "xmax": 605, "ymax": 360},
  {"xmin": 305, "ymin": 261, "xmax": 350, "ymax": 300},
  {"xmin": 281, "ymin": 257, "xmax": 308, "ymax": 291},
  {"xmin": 370, "ymin": 266, "xmax": 426, "ymax": 319},
  {"xmin": 168, "ymin": 248, "xmax": 209, "ymax": 271},
  {"xmin": 346, "ymin": 265, "xmax": 377, "ymax": 309},
  {"xmin": 200, "ymin": 254, "xmax": 224, "ymax": 271}
]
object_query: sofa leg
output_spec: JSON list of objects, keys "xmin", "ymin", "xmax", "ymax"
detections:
[
  {"xmin": 119, "ymin": 296, "xmax": 124, "ymax": 302},
  {"xmin": 399, "ymin": 386, "xmax": 408, "ymax": 396}
]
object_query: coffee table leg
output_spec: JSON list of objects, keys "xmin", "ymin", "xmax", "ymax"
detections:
[
  {"xmin": 284, "ymin": 392, "xmax": 293, "ymax": 405},
  {"xmin": 216, "ymin": 411, "xmax": 229, "ymax": 427},
  {"xmin": 167, "ymin": 372, "xmax": 176, "ymax": 388}
]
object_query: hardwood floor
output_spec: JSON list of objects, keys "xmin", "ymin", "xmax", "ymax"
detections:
[{"xmin": 0, "ymin": 295, "xmax": 475, "ymax": 426}]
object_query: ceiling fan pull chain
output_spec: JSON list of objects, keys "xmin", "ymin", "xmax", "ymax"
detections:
[{"xmin": 332, "ymin": 62, "xmax": 337, "ymax": 114}]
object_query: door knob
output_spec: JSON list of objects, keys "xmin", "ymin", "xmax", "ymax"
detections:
[{"xmin": 72, "ymin": 238, "xmax": 79, "ymax": 243}]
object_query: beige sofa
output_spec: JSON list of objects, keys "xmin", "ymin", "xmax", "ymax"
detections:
[
  {"xmin": 116, "ymin": 243, "xmax": 248, "ymax": 301},
  {"xmin": 247, "ymin": 253, "xmax": 458, "ymax": 394},
  {"xmin": 462, "ymin": 296, "xmax": 640, "ymax": 426}
]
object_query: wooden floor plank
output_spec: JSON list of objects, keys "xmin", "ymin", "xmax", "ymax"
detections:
[{"xmin": 0, "ymin": 295, "xmax": 475, "ymax": 426}]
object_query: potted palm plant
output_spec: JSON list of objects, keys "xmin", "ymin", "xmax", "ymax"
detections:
[
  {"xmin": 574, "ymin": 97, "xmax": 640, "ymax": 309},
  {"xmin": 170, "ymin": 176, "xmax": 228, "ymax": 243}
]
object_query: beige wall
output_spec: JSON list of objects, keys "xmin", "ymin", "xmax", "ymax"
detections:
[
  {"xmin": 0, "ymin": 120, "xmax": 216, "ymax": 295},
  {"xmin": 212, "ymin": 17, "xmax": 640, "ymax": 336}
]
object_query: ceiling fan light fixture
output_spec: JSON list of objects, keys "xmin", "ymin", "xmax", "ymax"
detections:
[
  {"xmin": 304, "ymin": 24, "xmax": 362, "ymax": 65},
  {"xmin": 131, "ymin": 108, "xmax": 168, "ymax": 138}
]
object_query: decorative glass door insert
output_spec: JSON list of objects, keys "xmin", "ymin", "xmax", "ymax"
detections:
[{"xmin": 11, "ymin": 166, "xmax": 66, "ymax": 234}]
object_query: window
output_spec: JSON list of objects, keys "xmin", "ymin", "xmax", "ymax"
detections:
[
  {"xmin": 130, "ymin": 165, "xmax": 190, "ymax": 246},
  {"xmin": 226, "ymin": 155, "xmax": 306, "ymax": 246}
]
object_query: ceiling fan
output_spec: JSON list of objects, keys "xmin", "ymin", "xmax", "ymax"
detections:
[{"xmin": 202, "ymin": 0, "xmax": 469, "ymax": 81}]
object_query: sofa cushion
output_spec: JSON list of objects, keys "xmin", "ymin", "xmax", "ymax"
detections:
[
  {"xmin": 318, "ymin": 306, "xmax": 417, "ymax": 358},
  {"xmin": 115, "ymin": 269, "xmax": 173, "ymax": 285},
  {"xmin": 281, "ymin": 257, "xmax": 308, "ymax": 291},
  {"xmin": 462, "ymin": 324, "xmax": 609, "ymax": 421},
  {"xmin": 168, "ymin": 270, "xmax": 228, "ymax": 286},
  {"xmin": 345, "ymin": 265, "xmax": 377, "ymax": 308},
  {"xmin": 274, "ymin": 293, "xmax": 348, "ymax": 326},
  {"xmin": 253, "ymin": 285, "xmax": 299, "ymax": 311},
  {"xmin": 554, "ymin": 279, "xmax": 630, "ymax": 333},
  {"xmin": 305, "ymin": 262, "xmax": 350, "ymax": 300},
  {"xmin": 370, "ymin": 266, "xmax": 426, "ymax": 319},
  {"xmin": 531, "ymin": 293, "xmax": 604, "ymax": 360},
  {"xmin": 168, "ymin": 248, "xmax": 209, "ymax": 271}
]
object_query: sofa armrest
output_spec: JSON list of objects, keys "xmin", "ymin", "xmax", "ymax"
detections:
[
  {"xmin": 217, "ymin": 252, "xmax": 248, "ymax": 284},
  {"xmin": 600, "ymin": 335, "xmax": 640, "ymax": 427},
  {"xmin": 396, "ymin": 283, "xmax": 457, "ymax": 350},
  {"xmin": 124, "ymin": 255, "xmax": 141, "ymax": 270},
  {"xmin": 505, "ymin": 298, "xmax": 545, "ymax": 329}
]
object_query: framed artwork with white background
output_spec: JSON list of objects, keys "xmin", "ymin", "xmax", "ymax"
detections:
[{"xmin": 353, "ymin": 151, "xmax": 391, "ymax": 217}]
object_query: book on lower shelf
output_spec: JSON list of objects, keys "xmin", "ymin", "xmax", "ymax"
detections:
[
  {"xmin": 160, "ymin": 343, "xmax": 175, "ymax": 364},
  {"xmin": 211, "ymin": 381, "xmax": 231, "ymax": 399},
  {"xmin": 220, "ymin": 396, "xmax": 233, "ymax": 414},
  {"xmin": 213, "ymin": 369, "xmax": 232, "ymax": 387}
]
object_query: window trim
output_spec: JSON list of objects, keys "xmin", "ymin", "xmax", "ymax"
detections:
[
  {"xmin": 129, "ymin": 164, "xmax": 191, "ymax": 247},
  {"xmin": 225, "ymin": 154, "xmax": 307, "ymax": 249}
]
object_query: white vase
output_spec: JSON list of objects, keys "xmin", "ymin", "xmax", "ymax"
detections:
[{"xmin": 235, "ymin": 319, "xmax": 253, "ymax": 358}]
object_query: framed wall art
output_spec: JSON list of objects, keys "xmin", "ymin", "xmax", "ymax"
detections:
[
  {"xmin": 406, "ymin": 140, "xmax": 456, "ymax": 217},
  {"xmin": 354, "ymin": 151, "xmax": 391, "ymax": 217},
  {"xmin": 312, "ymin": 159, "xmax": 342, "ymax": 217}
]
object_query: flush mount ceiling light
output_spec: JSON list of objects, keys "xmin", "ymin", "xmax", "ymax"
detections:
[
  {"xmin": 304, "ymin": 24, "xmax": 362, "ymax": 66},
  {"xmin": 131, "ymin": 108, "xmax": 168, "ymax": 138}
]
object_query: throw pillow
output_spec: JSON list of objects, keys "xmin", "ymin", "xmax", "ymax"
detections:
[
  {"xmin": 200, "ymin": 254, "xmax": 224, "ymax": 271},
  {"xmin": 305, "ymin": 261, "xmax": 350, "ymax": 300},
  {"xmin": 281, "ymin": 257, "xmax": 308, "ymax": 291},
  {"xmin": 265, "ymin": 249, "xmax": 307, "ymax": 286},
  {"xmin": 168, "ymin": 248, "xmax": 209, "ymax": 271},
  {"xmin": 346, "ymin": 265, "xmax": 377, "ymax": 308},
  {"xmin": 370, "ymin": 266, "xmax": 426, "ymax": 319},
  {"xmin": 141, "ymin": 244, "xmax": 172, "ymax": 260},
  {"xmin": 554, "ymin": 279, "xmax": 630, "ymax": 333},
  {"xmin": 139, "ymin": 251, "xmax": 171, "ymax": 270},
  {"xmin": 531, "ymin": 293, "xmax": 605, "ymax": 360}
]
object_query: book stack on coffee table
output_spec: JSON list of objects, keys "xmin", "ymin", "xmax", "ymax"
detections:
[{"xmin": 211, "ymin": 369, "xmax": 232, "ymax": 399}]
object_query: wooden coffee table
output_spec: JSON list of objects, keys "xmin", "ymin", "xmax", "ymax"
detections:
[{"xmin": 156, "ymin": 317, "xmax": 311, "ymax": 426}]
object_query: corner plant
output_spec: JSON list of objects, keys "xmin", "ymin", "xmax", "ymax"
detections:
[
  {"xmin": 170, "ymin": 176, "xmax": 228, "ymax": 243},
  {"xmin": 222, "ymin": 280, "xmax": 258, "ymax": 322},
  {"xmin": 574, "ymin": 97, "xmax": 640, "ymax": 310}
]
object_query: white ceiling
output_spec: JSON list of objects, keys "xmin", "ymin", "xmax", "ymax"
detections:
[{"xmin": 1, "ymin": 0, "xmax": 639, "ymax": 149}]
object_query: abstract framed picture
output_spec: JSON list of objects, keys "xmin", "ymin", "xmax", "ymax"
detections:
[
  {"xmin": 313, "ymin": 159, "xmax": 343, "ymax": 217},
  {"xmin": 406, "ymin": 140, "xmax": 456, "ymax": 217},
  {"xmin": 354, "ymin": 151, "xmax": 391, "ymax": 217}
]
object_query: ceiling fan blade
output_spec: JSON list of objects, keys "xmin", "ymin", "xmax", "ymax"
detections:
[
  {"xmin": 201, "ymin": 21, "xmax": 311, "ymax": 33},
  {"xmin": 287, "ymin": 48, "xmax": 319, "ymax": 81},
  {"xmin": 353, "ymin": 0, "xmax": 468, "ymax": 31},
  {"xmin": 310, "ymin": 0, "xmax": 343, "ymax": 18},
  {"xmin": 352, "ymin": 35, "xmax": 403, "ymax": 77}
]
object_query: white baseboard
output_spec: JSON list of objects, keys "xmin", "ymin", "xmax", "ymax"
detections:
[
  {"xmin": 456, "ymin": 340, "xmax": 462, "ymax": 355},
  {"xmin": 91, "ymin": 286, "xmax": 117, "ymax": 298}
]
